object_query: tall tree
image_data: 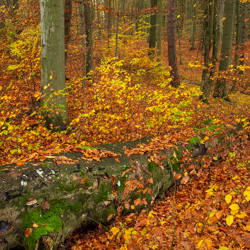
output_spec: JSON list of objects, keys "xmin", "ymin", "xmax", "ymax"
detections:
[
  {"xmin": 167, "ymin": 0, "xmax": 180, "ymax": 87},
  {"xmin": 40, "ymin": 0, "xmax": 70, "ymax": 130},
  {"xmin": 148, "ymin": 0, "xmax": 157, "ymax": 57},
  {"xmin": 200, "ymin": 0, "xmax": 213, "ymax": 100},
  {"xmin": 156, "ymin": 0, "xmax": 163, "ymax": 62},
  {"xmin": 64, "ymin": 0, "xmax": 72, "ymax": 65},
  {"xmin": 213, "ymin": 0, "xmax": 235, "ymax": 100},
  {"xmin": 84, "ymin": 0, "xmax": 94, "ymax": 78}
]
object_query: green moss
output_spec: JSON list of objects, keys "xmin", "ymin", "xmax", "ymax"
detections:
[
  {"xmin": 57, "ymin": 181, "xmax": 78, "ymax": 192},
  {"xmin": 95, "ymin": 206, "xmax": 116, "ymax": 224},
  {"xmin": 42, "ymin": 163, "xmax": 50, "ymax": 167},
  {"xmin": 95, "ymin": 183, "xmax": 110, "ymax": 204},
  {"xmin": 117, "ymin": 166, "xmax": 130, "ymax": 192},
  {"xmin": 22, "ymin": 207, "xmax": 62, "ymax": 250},
  {"xmin": 148, "ymin": 161, "xmax": 158, "ymax": 173}
]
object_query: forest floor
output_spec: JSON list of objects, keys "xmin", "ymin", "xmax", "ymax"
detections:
[{"xmin": 1, "ymin": 32, "xmax": 250, "ymax": 249}]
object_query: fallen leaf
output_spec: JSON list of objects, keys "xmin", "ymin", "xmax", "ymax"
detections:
[
  {"xmin": 181, "ymin": 175, "xmax": 190, "ymax": 184},
  {"xmin": 226, "ymin": 215, "xmax": 234, "ymax": 226},
  {"xmin": 24, "ymin": 228, "xmax": 32, "ymax": 237}
]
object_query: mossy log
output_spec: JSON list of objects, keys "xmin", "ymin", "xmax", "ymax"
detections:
[{"xmin": 0, "ymin": 122, "xmax": 245, "ymax": 249}]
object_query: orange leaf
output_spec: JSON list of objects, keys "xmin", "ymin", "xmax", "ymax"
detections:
[
  {"xmin": 114, "ymin": 157, "xmax": 120, "ymax": 163},
  {"xmin": 24, "ymin": 228, "xmax": 32, "ymax": 237},
  {"xmin": 181, "ymin": 175, "xmax": 190, "ymax": 184},
  {"xmin": 81, "ymin": 177, "xmax": 88, "ymax": 182}
]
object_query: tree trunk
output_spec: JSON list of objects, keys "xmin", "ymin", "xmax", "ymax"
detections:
[
  {"xmin": 156, "ymin": 0, "xmax": 163, "ymax": 62},
  {"xmin": 148, "ymin": 0, "xmax": 157, "ymax": 57},
  {"xmin": 84, "ymin": 0, "xmax": 94, "ymax": 78},
  {"xmin": 40, "ymin": 0, "xmax": 70, "ymax": 130},
  {"xmin": 64, "ymin": 0, "xmax": 72, "ymax": 66},
  {"xmin": 213, "ymin": 0, "xmax": 235, "ymax": 100},
  {"xmin": 167, "ymin": 0, "xmax": 180, "ymax": 87},
  {"xmin": 190, "ymin": 0, "xmax": 198, "ymax": 50},
  {"xmin": 200, "ymin": 0, "xmax": 212, "ymax": 100}
]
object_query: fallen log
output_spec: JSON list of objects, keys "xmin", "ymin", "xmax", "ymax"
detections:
[{"xmin": 0, "ymin": 122, "xmax": 246, "ymax": 249}]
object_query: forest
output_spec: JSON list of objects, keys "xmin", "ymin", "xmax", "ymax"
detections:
[{"xmin": 0, "ymin": 0, "xmax": 250, "ymax": 249}]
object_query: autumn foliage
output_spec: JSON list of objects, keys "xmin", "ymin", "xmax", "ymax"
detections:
[{"xmin": 1, "ymin": 1, "xmax": 250, "ymax": 249}]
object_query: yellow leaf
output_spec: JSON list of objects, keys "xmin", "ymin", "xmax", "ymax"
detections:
[
  {"xmin": 235, "ymin": 212, "xmax": 247, "ymax": 218},
  {"xmin": 131, "ymin": 205, "xmax": 135, "ymax": 209},
  {"xmin": 196, "ymin": 239, "xmax": 204, "ymax": 249},
  {"xmin": 231, "ymin": 209, "xmax": 238, "ymax": 215},
  {"xmin": 244, "ymin": 224, "xmax": 250, "ymax": 231},
  {"xmin": 110, "ymin": 227, "xmax": 120, "ymax": 236},
  {"xmin": 225, "ymin": 194, "xmax": 232, "ymax": 204},
  {"xmin": 219, "ymin": 247, "xmax": 228, "ymax": 250},
  {"xmin": 232, "ymin": 175, "xmax": 238, "ymax": 180},
  {"xmin": 229, "ymin": 203, "xmax": 239, "ymax": 211},
  {"xmin": 123, "ymin": 229, "xmax": 131, "ymax": 241},
  {"xmin": 244, "ymin": 190, "xmax": 250, "ymax": 201},
  {"xmin": 226, "ymin": 215, "xmax": 234, "ymax": 226}
]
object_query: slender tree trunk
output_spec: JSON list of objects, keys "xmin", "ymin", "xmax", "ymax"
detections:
[
  {"xmin": 239, "ymin": 2, "xmax": 247, "ymax": 69},
  {"xmin": 167, "ymin": 0, "xmax": 180, "ymax": 87},
  {"xmin": 40, "ymin": 0, "xmax": 70, "ymax": 130},
  {"xmin": 190, "ymin": 0, "xmax": 198, "ymax": 50},
  {"xmin": 115, "ymin": 0, "xmax": 121, "ymax": 59},
  {"xmin": 230, "ymin": 0, "xmax": 241, "ymax": 93},
  {"xmin": 156, "ymin": 0, "xmax": 163, "ymax": 62},
  {"xmin": 107, "ymin": 0, "xmax": 111, "ymax": 45},
  {"xmin": 64, "ymin": 0, "xmax": 72, "ymax": 67},
  {"xmin": 200, "ymin": 0, "xmax": 212, "ymax": 100},
  {"xmin": 84, "ymin": 0, "xmax": 94, "ymax": 78},
  {"xmin": 79, "ymin": 0, "xmax": 86, "ymax": 90},
  {"xmin": 176, "ymin": 0, "xmax": 183, "ymax": 65},
  {"xmin": 213, "ymin": 0, "xmax": 235, "ymax": 100},
  {"xmin": 149, "ymin": 0, "xmax": 157, "ymax": 57},
  {"xmin": 183, "ymin": 0, "xmax": 187, "ymax": 38}
]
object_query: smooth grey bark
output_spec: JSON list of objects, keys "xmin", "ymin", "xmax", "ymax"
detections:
[
  {"xmin": 79, "ymin": 0, "xmax": 86, "ymax": 91},
  {"xmin": 200, "ymin": 0, "xmax": 213, "ymax": 100},
  {"xmin": 156, "ymin": 0, "xmax": 163, "ymax": 62},
  {"xmin": 176, "ymin": 0, "xmax": 183, "ymax": 65},
  {"xmin": 213, "ymin": 0, "xmax": 235, "ymax": 100},
  {"xmin": 239, "ymin": 2, "xmax": 247, "ymax": 69},
  {"xmin": 183, "ymin": 0, "xmax": 188, "ymax": 38},
  {"xmin": 230, "ymin": 0, "xmax": 241, "ymax": 93},
  {"xmin": 40, "ymin": 0, "xmax": 70, "ymax": 130},
  {"xmin": 167, "ymin": 0, "xmax": 180, "ymax": 87},
  {"xmin": 215, "ymin": 0, "xmax": 225, "ymax": 60},
  {"xmin": 84, "ymin": 0, "xmax": 94, "ymax": 78},
  {"xmin": 107, "ymin": 0, "xmax": 111, "ymax": 45},
  {"xmin": 64, "ymin": 0, "xmax": 72, "ymax": 66},
  {"xmin": 115, "ymin": 0, "xmax": 121, "ymax": 59},
  {"xmin": 190, "ymin": 0, "xmax": 198, "ymax": 50},
  {"xmin": 148, "ymin": 0, "xmax": 157, "ymax": 57}
]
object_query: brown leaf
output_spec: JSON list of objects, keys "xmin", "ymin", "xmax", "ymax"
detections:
[
  {"xmin": 181, "ymin": 175, "xmax": 190, "ymax": 184},
  {"xmin": 24, "ymin": 228, "xmax": 32, "ymax": 237},
  {"xmin": 41, "ymin": 201, "xmax": 50, "ymax": 210}
]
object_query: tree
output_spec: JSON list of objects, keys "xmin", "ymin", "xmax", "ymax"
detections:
[
  {"xmin": 156, "ymin": 0, "xmax": 163, "ymax": 62},
  {"xmin": 167, "ymin": 0, "xmax": 180, "ymax": 87},
  {"xmin": 84, "ymin": 0, "xmax": 94, "ymax": 78},
  {"xmin": 64, "ymin": 0, "xmax": 72, "ymax": 66},
  {"xmin": 200, "ymin": 0, "xmax": 213, "ymax": 100},
  {"xmin": 40, "ymin": 0, "xmax": 70, "ymax": 130},
  {"xmin": 213, "ymin": 0, "xmax": 235, "ymax": 100},
  {"xmin": 149, "ymin": 0, "xmax": 157, "ymax": 57}
]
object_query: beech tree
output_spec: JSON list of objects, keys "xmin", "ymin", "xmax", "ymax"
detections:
[
  {"xmin": 40, "ymin": 0, "xmax": 70, "ymax": 130},
  {"xmin": 213, "ymin": 0, "xmax": 235, "ymax": 100},
  {"xmin": 167, "ymin": 0, "xmax": 180, "ymax": 87}
]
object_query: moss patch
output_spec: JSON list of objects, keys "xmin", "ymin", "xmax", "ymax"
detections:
[
  {"xmin": 148, "ymin": 161, "xmax": 158, "ymax": 174},
  {"xmin": 22, "ymin": 206, "xmax": 62, "ymax": 250}
]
